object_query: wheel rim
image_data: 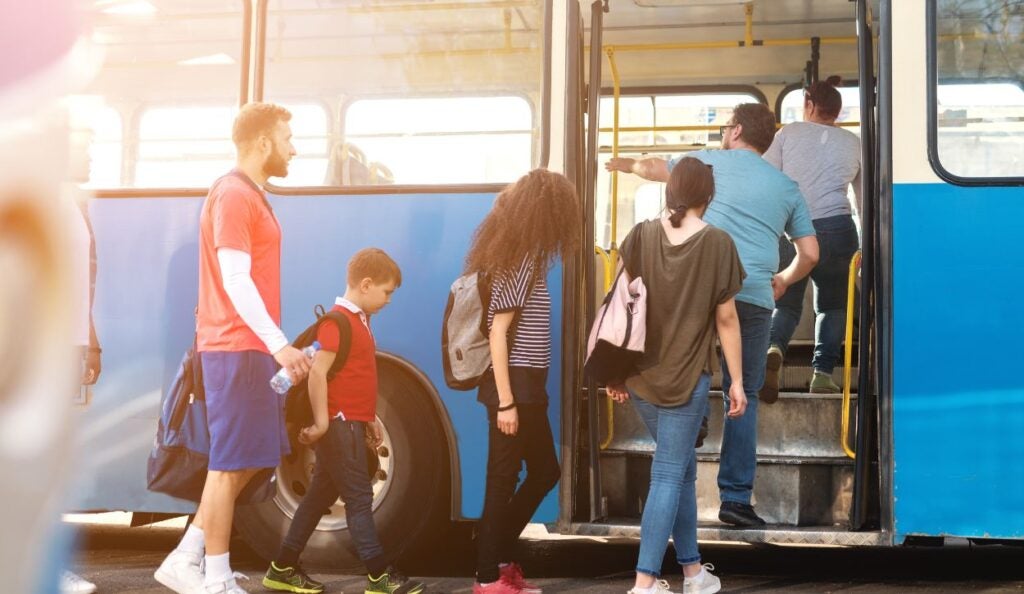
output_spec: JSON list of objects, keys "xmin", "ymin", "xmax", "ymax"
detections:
[{"xmin": 273, "ymin": 416, "xmax": 395, "ymax": 531}]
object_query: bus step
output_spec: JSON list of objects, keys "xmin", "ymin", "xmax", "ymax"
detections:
[{"xmin": 568, "ymin": 520, "xmax": 888, "ymax": 547}]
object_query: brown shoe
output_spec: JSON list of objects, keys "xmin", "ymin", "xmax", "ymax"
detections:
[{"xmin": 759, "ymin": 345, "xmax": 783, "ymax": 404}]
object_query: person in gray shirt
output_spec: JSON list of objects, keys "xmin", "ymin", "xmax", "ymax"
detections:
[{"xmin": 761, "ymin": 76, "xmax": 862, "ymax": 400}]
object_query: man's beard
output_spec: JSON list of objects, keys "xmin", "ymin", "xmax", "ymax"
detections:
[{"xmin": 264, "ymin": 150, "xmax": 289, "ymax": 179}]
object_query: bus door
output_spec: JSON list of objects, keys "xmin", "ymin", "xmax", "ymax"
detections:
[{"xmin": 568, "ymin": 0, "xmax": 889, "ymax": 547}]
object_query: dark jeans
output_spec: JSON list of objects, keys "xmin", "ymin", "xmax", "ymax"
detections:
[
  {"xmin": 476, "ymin": 403, "xmax": 560, "ymax": 583},
  {"xmin": 280, "ymin": 418, "xmax": 387, "ymax": 575},
  {"xmin": 770, "ymin": 214, "xmax": 860, "ymax": 374},
  {"xmin": 718, "ymin": 300, "xmax": 772, "ymax": 505}
]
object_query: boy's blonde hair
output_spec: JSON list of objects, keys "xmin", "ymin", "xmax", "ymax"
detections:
[{"xmin": 348, "ymin": 248, "xmax": 402, "ymax": 287}]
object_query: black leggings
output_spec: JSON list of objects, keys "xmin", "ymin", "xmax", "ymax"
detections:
[{"xmin": 475, "ymin": 403, "xmax": 560, "ymax": 583}]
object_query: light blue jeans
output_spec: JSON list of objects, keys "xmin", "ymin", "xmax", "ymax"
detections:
[{"xmin": 631, "ymin": 373, "xmax": 711, "ymax": 577}]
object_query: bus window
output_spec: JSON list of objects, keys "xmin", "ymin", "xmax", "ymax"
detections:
[
  {"xmin": 136, "ymin": 106, "xmax": 237, "ymax": 188},
  {"xmin": 778, "ymin": 85, "xmax": 862, "ymax": 129},
  {"xmin": 272, "ymin": 103, "xmax": 330, "ymax": 188},
  {"xmin": 933, "ymin": 1, "xmax": 1024, "ymax": 180},
  {"xmin": 262, "ymin": 0, "xmax": 545, "ymax": 187},
  {"xmin": 68, "ymin": 97, "xmax": 122, "ymax": 189},
  {"xmin": 596, "ymin": 91, "xmax": 760, "ymax": 248},
  {"xmin": 84, "ymin": 0, "xmax": 246, "ymax": 189},
  {"xmin": 341, "ymin": 96, "xmax": 532, "ymax": 186}
]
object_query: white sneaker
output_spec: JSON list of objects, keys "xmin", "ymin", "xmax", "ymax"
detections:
[
  {"xmin": 60, "ymin": 571, "xmax": 96, "ymax": 594},
  {"xmin": 683, "ymin": 564, "xmax": 721, "ymax": 594},
  {"xmin": 154, "ymin": 549, "xmax": 206, "ymax": 594},
  {"xmin": 628, "ymin": 579, "xmax": 679, "ymax": 594},
  {"xmin": 204, "ymin": 574, "xmax": 249, "ymax": 594}
]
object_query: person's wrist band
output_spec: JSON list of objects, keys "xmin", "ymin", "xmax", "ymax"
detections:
[{"xmin": 497, "ymin": 402, "xmax": 517, "ymax": 412}]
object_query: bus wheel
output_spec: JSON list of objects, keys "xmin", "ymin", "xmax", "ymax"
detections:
[{"xmin": 234, "ymin": 362, "xmax": 448, "ymax": 571}]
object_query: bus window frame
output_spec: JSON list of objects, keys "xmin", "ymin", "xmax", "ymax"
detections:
[
  {"xmin": 600, "ymin": 84, "xmax": 768, "ymax": 108},
  {"xmin": 259, "ymin": 0, "xmax": 553, "ymax": 197},
  {"xmin": 926, "ymin": 0, "xmax": 1024, "ymax": 187},
  {"xmin": 93, "ymin": 2, "xmax": 253, "ymax": 199},
  {"xmin": 774, "ymin": 79, "xmax": 860, "ymax": 125}
]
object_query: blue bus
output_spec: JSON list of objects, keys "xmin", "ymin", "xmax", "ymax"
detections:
[{"xmin": 55, "ymin": 0, "xmax": 1024, "ymax": 568}]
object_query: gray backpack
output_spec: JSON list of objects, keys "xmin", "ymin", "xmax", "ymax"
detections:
[{"xmin": 441, "ymin": 270, "xmax": 531, "ymax": 390}]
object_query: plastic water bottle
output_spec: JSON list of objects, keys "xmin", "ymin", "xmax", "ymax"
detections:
[{"xmin": 269, "ymin": 341, "xmax": 319, "ymax": 394}]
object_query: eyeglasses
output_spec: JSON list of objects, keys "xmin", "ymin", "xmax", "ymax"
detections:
[{"xmin": 719, "ymin": 124, "xmax": 737, "ymax": 137}]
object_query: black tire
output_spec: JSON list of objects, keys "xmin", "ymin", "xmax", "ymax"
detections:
[{"xmin": 234, "ymin": 360, "xmax": 448, "ymax": 571}]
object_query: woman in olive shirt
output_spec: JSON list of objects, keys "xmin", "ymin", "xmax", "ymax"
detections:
[{"xmin": 609, "ymin": 158, "xmax": 747, "ymax": 594}]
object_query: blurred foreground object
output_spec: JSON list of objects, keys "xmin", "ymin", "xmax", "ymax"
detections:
[{"xmin": 0, "ymin": 0, "xmax": 90, "ymax": 592}]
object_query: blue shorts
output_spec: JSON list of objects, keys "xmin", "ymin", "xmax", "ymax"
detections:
[{"xmin": 201, "ymin": 350, "xmax": 290, "ymax": 471}]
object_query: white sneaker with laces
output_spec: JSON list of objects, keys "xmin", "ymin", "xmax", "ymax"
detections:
[
  {"xmin": 683, "ymin": 564, "xmax": 721, "ymax": 594},
  {"xmin": 60, "ymin": 571, "xmax": 97, "ymax": 594},
  {"xmin": 204, "ymin": 573, "xmax": 249, "ymax": 594},
  {"xmin": 154, "ymin": 549, "xmax": 206, "ymax": 594},
  {"xmin": 628, "ymin": 579, "xmax": 679, "ymax": 594}
]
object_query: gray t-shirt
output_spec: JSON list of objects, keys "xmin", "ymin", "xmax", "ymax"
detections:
[{"xmin": 763, "ymin": 121, "xmax": 862, "ymax": 220}]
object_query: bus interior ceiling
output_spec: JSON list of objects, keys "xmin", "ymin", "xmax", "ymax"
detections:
[{"xmin": 581, "ymin": 0, "xmax": 879, "ymax": 542}]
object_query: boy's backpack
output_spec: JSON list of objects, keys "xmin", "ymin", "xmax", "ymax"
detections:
[
  {"xmin": 441, "ymin": 269, "xmax": 533, "ymax": 391},
  {"xmin": 284, "ymin": 305, "xmax": 353, "ymax": 428}
]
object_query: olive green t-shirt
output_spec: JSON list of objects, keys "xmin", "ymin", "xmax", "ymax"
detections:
[{"xmin": 622, "ymin": 218, "xmax": 745, "ymax": 407}]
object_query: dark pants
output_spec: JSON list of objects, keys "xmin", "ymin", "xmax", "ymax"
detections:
[
  {"xmin": 770, "ymin": 214, "xmax": 860, "ymax": 374},
  {"xmin": 475, "ymin": 404, "xmax": 560, "ymax": 583},
  {"xmin": 718, "ymin": 300, "xmax": 772, "ymax": 505},
  {"xmin": 280, "ymin": 418, "xmax": 387, "ymax": 575}
]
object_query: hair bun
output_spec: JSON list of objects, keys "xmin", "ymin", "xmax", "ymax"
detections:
[{"xmin": 825, "ymin": 75, "xmax": 842, "ymax": 87}]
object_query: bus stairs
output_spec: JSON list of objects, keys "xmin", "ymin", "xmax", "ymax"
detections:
[{"xmin": 581, "ymin": 365, "xmax": 887, "ymax": 546}]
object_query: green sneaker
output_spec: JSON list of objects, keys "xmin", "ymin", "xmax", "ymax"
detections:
[
  {"xmin": 365, "ymin": 567, "xmax": 425, "ymax": 594},
  {"xmin": 262, "ymin": 562, "xmax": 325, "ymax": 594},
  {"xmin": 809, "ymin": 371, "xmax": 841, "ymax": 394}
]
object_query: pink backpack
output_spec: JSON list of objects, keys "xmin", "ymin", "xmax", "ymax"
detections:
[{"xmin": 584, "ymin": 244, "xmax": 648, "ymax": 385}]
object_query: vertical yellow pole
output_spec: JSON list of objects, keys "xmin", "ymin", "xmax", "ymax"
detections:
[
  {"xmin": 744, "ymin": 3, "xmax": 754, "ymax": 47},
  {"xmin": 599, "ymin": 48, "xmax": 622, "ymax": 451},
  {"xmin": 841, "ymin": 251, "xmax": 862, "ymax": 459}
]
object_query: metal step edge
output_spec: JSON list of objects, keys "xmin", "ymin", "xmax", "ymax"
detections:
[
  {"xmin": 568, "ymin": 521, "xmax": 890, "ymax": 547},
  {"xmin": 600, "ymin": 450, "xmax": 855, "ymax": 466}
]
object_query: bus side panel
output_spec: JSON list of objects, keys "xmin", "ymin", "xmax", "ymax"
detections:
[
  {"xmin": 76, "ymin": 192, "xmax": 562, "ymax": 522},
  {"xmin": 892, "ymin": 182, "xmax": 1024, "ymax": 541}
]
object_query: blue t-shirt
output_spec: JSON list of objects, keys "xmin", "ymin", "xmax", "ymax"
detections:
[{"xmin": 668, "ymin": 149, "xmax": 814, "ymax": 310}]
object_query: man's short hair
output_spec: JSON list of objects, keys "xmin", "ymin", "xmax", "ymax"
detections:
[
  {"xmin": 348, "ymin": 248, "xmax": 402, "ymax": 287},
  {"xmin": 732, "ymin": 103, "xmax": 777, "ymax": 154},
  {"xmin": 232, "ymin": 102, "xmax": 291, "ymax": 150}
]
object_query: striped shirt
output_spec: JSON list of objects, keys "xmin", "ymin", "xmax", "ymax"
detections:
[{"xmin": 486, "ymin": 260, "xmax": 551, "ymax": 369}]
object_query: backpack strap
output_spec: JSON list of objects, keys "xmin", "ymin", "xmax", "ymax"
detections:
[{"xmin": 316, "ymin": 310, "xmax": 353, "ymax": 382}]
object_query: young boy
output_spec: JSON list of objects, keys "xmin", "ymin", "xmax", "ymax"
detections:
[{"xmin": 262, "ymin": 248, "xmax": 424, "ymax": 594}]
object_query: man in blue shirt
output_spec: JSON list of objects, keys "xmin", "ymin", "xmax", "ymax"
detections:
[{"xmin": 606, "ymin": 103, "xmax": 819, "ymax": 527}]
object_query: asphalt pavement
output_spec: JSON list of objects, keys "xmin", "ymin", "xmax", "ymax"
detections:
[{"xmin": 68, "ymin": 517, "xmax": 1024, "ymax": 593}]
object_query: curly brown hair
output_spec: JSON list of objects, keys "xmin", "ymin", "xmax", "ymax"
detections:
[{"xmin": 464, "ymin": 169, "xmax": 582, "ymax": 277}]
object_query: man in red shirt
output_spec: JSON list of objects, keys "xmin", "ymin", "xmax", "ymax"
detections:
[{"xmin": 155, "ymin": 103, "xmax": 312, "ymax": 594}]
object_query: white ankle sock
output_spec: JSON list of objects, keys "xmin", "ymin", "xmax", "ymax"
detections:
[
  {"xmin": 176, "ymin": 525, "xmax": 205, "ymax": 556},
  {"xmin": 631, "ymin": 585, "xmax": 656, "ymax": 594},
  {"xmin": 685, "ymin": 567, "xmax": 706, "ymax": 583},
  {"xmin": 204, "ymin": 552, "xmax": 232, "ymax": 586}
]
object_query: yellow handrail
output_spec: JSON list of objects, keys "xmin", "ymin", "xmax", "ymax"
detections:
[
  {"xmin": 594, "ymin": 245, "xmax": 618, "ymax": 451},
  {"xmin": 841, "ymin": 251, "xmax": 862, "ymax": 460}
]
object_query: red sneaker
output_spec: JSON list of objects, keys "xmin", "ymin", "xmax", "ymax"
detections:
[
  {"xmin": 501, "ymin": 563, "xmax": 542, "ymax": 594},
  {"xmin": 473, "ymin": 576, "xmax": 522, "ymax": 594}
]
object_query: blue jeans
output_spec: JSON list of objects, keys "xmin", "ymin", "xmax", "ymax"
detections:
[
  {"xmin": 718, "ymin": 301, "xmax": 772, "ymax": 505},
  {"xmin": 280, "ymin": 418, "xmax": 387, "ymax": 574},
  {"xmin": 631, "ymin": 373, "xmax": 711, "ymax": 577},
  {"xmin": 770, "ymin": 214, "xmax": 860, "ymax": 374}
]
